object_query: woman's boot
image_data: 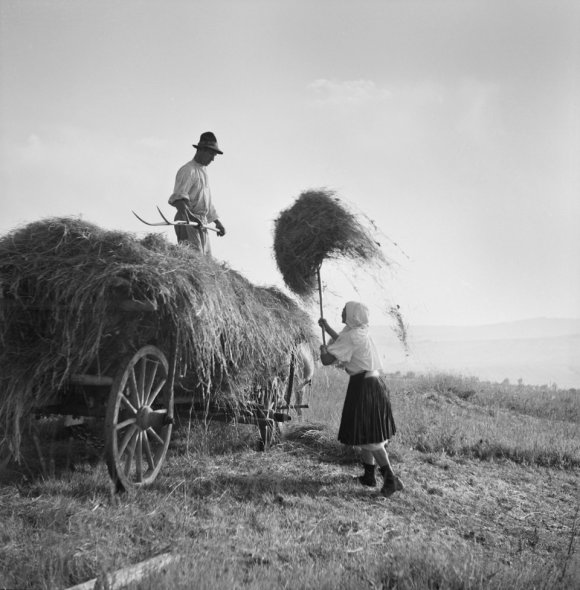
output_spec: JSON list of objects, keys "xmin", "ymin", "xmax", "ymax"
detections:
[
  {"xmin": 357, "ymin": 463, "xmax": 377, "ymax": 487},
  {"xmin": 379, "ymin": 465, "xmax": 404, "ymax": 497}
]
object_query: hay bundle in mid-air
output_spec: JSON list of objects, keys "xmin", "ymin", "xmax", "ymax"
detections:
[
  {"xmin": 273, "ymin": 189, "xmax": 388, "ymax": 298},
  {"xmin": 0, "ymin": 217, "xmax": 315, "ymax": 456}
]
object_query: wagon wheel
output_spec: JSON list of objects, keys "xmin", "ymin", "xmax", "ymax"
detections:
[{"xmin": 105, "ymin": 345, "xmax": 173, "ymax": 491}]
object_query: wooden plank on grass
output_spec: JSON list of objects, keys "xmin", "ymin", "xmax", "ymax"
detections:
[{"xmin": 66, "ymin": 553, "xmax": 180, "ymax": 590}]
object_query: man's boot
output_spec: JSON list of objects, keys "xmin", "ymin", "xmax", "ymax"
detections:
[
  {"xmin": 379, "ymin": 465, "xmax": 404, "ymax": 497},
  {"xmin": 357, "ymin": 463, "xmax": 377, "ymax": 487}
]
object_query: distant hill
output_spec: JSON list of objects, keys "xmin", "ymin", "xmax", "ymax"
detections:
[
  {"xmin": 406, "ymin": 317, "xmax": 580, "ymax": 342},
  {"xmin": 370, "ymin": 318, "xmax": 580, "ymax": 389}
]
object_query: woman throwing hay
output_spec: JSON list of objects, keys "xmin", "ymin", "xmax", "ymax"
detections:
[{"xmin": 318, "ymin": 301, "xmax": 404, "ymax": 497}]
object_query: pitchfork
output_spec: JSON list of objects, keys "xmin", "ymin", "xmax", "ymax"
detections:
[{"xmin": 132, "ymin": 206, "xmax": 220, "ymax": 233}]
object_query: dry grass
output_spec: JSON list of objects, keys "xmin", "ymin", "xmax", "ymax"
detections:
[
  {"xmin": 385, "ymin": 372, "xmax": 580, "ymax": 469},
  {"xmin": 398, "ymin": 372, "xmax": 580, "ymax": 422},
  {"xmin": 1, "ymin": 369, "xmax": 578, "ymax": 589}
]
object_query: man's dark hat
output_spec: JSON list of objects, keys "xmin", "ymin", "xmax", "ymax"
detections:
[{"xmin": 193, "ymin": 131, "xmax": 223, "ymax": 154}]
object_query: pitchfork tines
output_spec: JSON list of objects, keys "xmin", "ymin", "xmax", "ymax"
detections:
[{"xmin": 132, "ymin": 207, "xmax": 219, "ymax": 233}]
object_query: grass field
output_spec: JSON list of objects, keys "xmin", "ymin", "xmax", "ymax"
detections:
[{"xmin": 1, "ymin": 369, "xmax": 578, "ymax": 589}]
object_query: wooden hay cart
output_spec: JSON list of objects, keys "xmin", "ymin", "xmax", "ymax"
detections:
[{"xmin": 0, "ymin": 296, "xmax": 309, "ymax": 492}]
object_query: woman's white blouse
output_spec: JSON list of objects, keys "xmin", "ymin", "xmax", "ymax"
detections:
[{"xmin": 327, "ymin": 327, "xmax": 383, "ymax": 375}]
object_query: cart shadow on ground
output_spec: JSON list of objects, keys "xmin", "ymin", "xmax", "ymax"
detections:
[
  {"xmin": 0, "ymin": 416, "xmax": 105, "ymax": 487},
  {"xmin": 0, "ymin": 416, "xmax": 267, "ymax": 489},
  {"xmin": 0, "ymin": 417, "xmax": 366, "ymax": 499}
]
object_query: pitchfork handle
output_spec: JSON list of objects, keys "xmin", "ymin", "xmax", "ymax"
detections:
[{"xmin": 317, "ymin": 267, "xmax": 326, "ymax": 345}]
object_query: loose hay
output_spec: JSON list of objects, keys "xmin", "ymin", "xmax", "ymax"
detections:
[
  {"xmin": 273, "ymin": 189, "xmax": 388, "ymax": 298},
  {"xmin": 0, "ymin": 218, "xmax": 316, "ymax": 457},
  {"xmin": 273, "ymin": 189, "xmax": 410, "ymax": 352}
]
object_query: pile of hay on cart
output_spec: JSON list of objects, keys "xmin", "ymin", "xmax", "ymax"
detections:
[{"xmin": 0, "ymin": 217, "xmax": 316, "ymax": 455}]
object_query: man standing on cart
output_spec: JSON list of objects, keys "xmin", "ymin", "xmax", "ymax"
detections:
[{"xmin": 168, "ymin": 131, "xmax": 226, "ymax": 255}]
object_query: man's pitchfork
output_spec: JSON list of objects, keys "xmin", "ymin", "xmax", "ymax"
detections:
[{"xmin": 132, "ymin": 206, "xmax": 220, "ymax": 233}]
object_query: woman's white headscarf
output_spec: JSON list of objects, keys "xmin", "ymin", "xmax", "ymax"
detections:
[
  {"xmin": 329, "ymin": 300, "xmax": 383, "ymax": 373},
  {"xmin": 344, "ymin": 301, "xmax": 370, "ymax": 330}
]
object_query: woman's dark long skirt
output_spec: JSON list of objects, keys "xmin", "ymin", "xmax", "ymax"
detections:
[{"xmin": 337, "ymin": 373, "xmax": 397, "ymax": 446}]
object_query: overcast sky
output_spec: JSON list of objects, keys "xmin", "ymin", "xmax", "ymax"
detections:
[{"xmin": 1, "ymin": 0, "xmax": 578, "ymax": 326}]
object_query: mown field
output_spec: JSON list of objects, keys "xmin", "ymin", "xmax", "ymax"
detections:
[{"xmin": 1, "ymin": 370, "xmax": 579, "ymax": 589}]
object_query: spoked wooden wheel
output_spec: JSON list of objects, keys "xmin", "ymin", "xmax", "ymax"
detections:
[{"xmin": 105, "ymin": 345, "xmax": 173, "ymax": 491}]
